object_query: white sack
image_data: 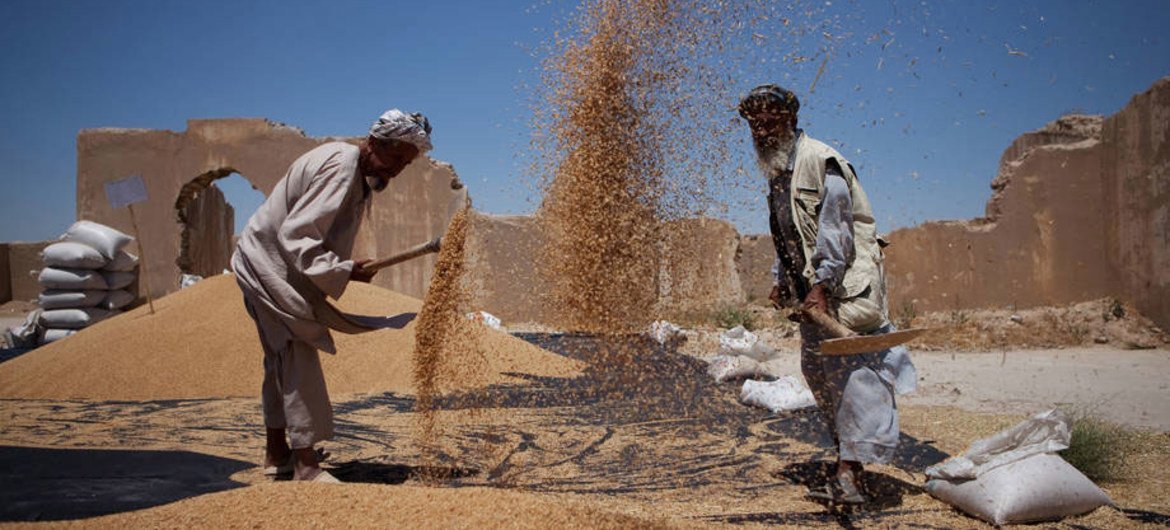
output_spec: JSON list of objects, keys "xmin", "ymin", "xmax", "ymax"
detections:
[
  {"xmin": 98, "ymin": 289, "xmax": 136, "ymax": 310},
  {"xmin": 102, "ymin": 271, "xmax": 136, "ymax": 290},
  {"xmin": 6, "ymin": 309, "xmax": 43, "ymax": 348},
  {"xmin": 926, "ymin": 409, "xmax": 1071, "ymax": 481},
  {"xmin": 466, "ymin": 311, "xmax": 503, "ymax": 330},
  {"xmin": 718, "ymin": 325, "xmax": 778, "ymax": 361},
  {"xmin": 41, "ymin": 242, "xmax": 108, "ymax": 270},
  {"xmin": 648, "ymin": 320, "xmax": 683, "ymax": 344},
  {"xmin": 42, "ymin": 328, "xmax": 78, "ymax": 344},
  {"xmin": 925, "ymin": 453, "xmax": 1111, "ymax": 525},
  {"xmin": 62, "ymin": 220, "xmax": 133, "ymax": 259},
  {"xmin": 38, "ymin": 289, "xmax": 104, "ymax": 310},
  {"xmin": 740, "ymin": 376, "xmax": 817, "ymax": 413},
  {"xmin": 180, "ymin": 274, "xmax": 203, "ymax": 289},
  {"xmin": 39, "ymin": 308, "xmax": 116, "ymax": 329},
  {"xmin": 707, "ymin": 354, "xmax": 779, "ymax": 383},
  {"xmin": 37, "ymin": 267, "xmax": 109, "ymax": 290},
  {"xmin": 104, "ymin": 250, "xmax": 139, "ymax": 272}
]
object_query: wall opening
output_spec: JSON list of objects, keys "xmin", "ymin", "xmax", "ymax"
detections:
[{"xmin": 174, "ymin": 170, "xmax": 265, "ymax": 278}]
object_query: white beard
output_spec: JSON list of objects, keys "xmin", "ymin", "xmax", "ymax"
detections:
[{"xmin": 754, "ymin": 134, "xmax": 796, "ymax": 180}]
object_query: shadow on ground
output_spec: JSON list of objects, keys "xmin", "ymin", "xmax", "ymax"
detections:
[
  {"xmin": 0, "ymin": 346, "xmax": 34, "ymax": 364},
  {"xmin": 0, "ymin": 445, "xmax": 251, "ymax": 522},
  {"xmin": 1117, "ymin": 507, "xmax": 1170, "ymax": 527},
  {"xmin": 325, "ymin": 458, "xmax": 479, "ymax": 485},
  {"xmin": 400, "ymin": 333, "xmax": 951, "ymax": 499}
]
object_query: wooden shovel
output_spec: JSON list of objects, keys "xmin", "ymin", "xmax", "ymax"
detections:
[
  {"xmin": 800, "ymin": 307, "xmax": 930, "ymax": 356},
  {"xmin": 364, "ymin": 237, "xmax": 442, "ymax": 272}
]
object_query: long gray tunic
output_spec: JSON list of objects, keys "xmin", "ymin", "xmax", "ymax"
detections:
[{"xmin": 231, "ymin": 142, "xmax": 369, "ymax": 354}]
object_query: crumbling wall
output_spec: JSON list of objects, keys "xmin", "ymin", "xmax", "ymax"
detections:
[
  {"xmin": 462, "ymin": 213, "xmax": 745, "ymax": 324},
  {"xmin": 66, "ymin": 80, "xmax": 1167, "ymax": 328},
  {"xmin": 77, "ymin": 119, "xmax": 463, "ymax": 300},
  {"xmin": 885, "ymin": 77, "xmax": 1170, "ymax": 330},
  {"xmin": 178, "ymin": 183, "xmax": 234, "ymax": 278},
  {"xmin": 463, "ymin": 212, "xmax": 548, "ymax": 324},
  {"xmin": 738, "ymin": 235, "xmax": 776, "ymax": 304},
  {"xmin": 0, "ymin": 244, "xmax": 10, "ymax": 304},
  {"xmin": 657, "ymin": 218, "xmax": 743, "ymax": 314},
  {"xmin": 5, "ymin": 241, "xmax": 53, "ymax": 303},
  {"xmin": 1103, "ymin": 77, "xmax": 1170, "ymax": 330},
  {"xmin": 362, "ymin": 163, "xmax": 467, "ymax": 300},
  {"xmin": 884, "ymin": 119, "xmax": 1112, "ymax": 312}
]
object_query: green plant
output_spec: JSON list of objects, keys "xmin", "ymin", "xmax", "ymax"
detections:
[
  {"xmin": 895, "ymin": 299, "xmax": 917, "ymax": 329},
  {"xmin": 713, "ymin": 306, "xmax": 756, "ymax": 331},
  {"xmin": 949, "ymin": 308, "xmax": 970, "ymax": 326},
  {"xmin": 1060, "ymin": 409, "xmax": 1136, "ymax": 482},
  {"xmin": 1103, "ymin": 298, "xmax": 1125, "ymax": 321}
]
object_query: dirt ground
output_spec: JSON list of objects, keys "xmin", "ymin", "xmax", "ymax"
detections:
[
  {"xmin": 0, "ymin": 329, "xmax": 1167, "ymax": 528},
  {"xmin": 679, "ymin": 331, "xmax": 1170, "ymax": 432}
]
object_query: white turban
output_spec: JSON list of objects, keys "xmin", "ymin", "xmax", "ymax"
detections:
[{"xmin": 369, "ymin": 109, "xmax": 433, "ymax": 153}]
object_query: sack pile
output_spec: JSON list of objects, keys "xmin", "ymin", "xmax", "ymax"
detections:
[{"xmin": 35, "ymin": 221, "xmax": 139, "ymax": 344}]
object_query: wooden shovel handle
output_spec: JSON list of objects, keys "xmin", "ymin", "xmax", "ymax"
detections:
[
  {"xmin": 799, "ymin": 307, "xmax": 857, "ymax": 339},
  {"xmin": 364, "ymin": 237, "xmax": 442, "ymax": 272}
]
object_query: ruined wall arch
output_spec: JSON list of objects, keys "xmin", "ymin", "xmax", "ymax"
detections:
[
  {"xmin": 174, "ymin": 167, "xmax": 267, "ymax": 278},
  {"xmin": 77, "ymin": 118, "xmax": 465, "ymax": 300}
]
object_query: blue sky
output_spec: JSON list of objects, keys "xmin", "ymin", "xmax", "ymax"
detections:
[{"xmin": 1, "ymin": 0, "xmax": 1167, "ymax": 242}]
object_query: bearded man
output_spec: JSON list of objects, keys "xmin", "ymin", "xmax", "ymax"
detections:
[
  {"xmin": 739, "ymin": 85, "xmax": 916, "ymax": 504},
  {"xmin": 232, "ymin": 109, "xmax": 433, "ymax": 482}
]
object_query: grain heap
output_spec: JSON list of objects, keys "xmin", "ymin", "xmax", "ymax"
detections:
[{"xmin": 0, "ymin": 273, "xmax": 581, "ymax": 401}]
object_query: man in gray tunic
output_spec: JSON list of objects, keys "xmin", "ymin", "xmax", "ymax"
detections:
[
  {"xmin": 739, "ymin": 85, "xmax": 916, "ymax": 504},
  {"xmin": 232, "ymin": 109, "xmax": 433, "ymax": 482}
]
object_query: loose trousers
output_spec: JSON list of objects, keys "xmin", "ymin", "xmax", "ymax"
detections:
[
  {"xmin": 244, "ymin": 298, "xmax": 334, "ymax": 449},
  {"xmin": 800, "ymin": 322, "xmax": 913, "ymax": 464}
]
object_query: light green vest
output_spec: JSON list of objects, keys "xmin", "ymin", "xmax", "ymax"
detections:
[{"xmin": 789, "ymin": 134, "xmax": 888, "ymax": 331}]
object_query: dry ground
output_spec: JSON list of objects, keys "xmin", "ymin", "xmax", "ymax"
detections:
[{"xmin": 0, "ymin": 332, "xmax": 1167, "ymax": 528}]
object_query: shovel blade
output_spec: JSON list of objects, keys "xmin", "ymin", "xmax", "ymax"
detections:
[{"xmin": 819, "ymin": 328, "xmax": 931, "ymax": 356}]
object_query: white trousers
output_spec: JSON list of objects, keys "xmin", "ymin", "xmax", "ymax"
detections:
[{"xmin": 800, "ymin": 322, "xmax": 902, "ymax": 464}]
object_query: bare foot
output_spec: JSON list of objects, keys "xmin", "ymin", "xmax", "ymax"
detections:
[
  {"xmin": 292, "ymin": 446, "xmax": 326, "ymax": 481},
  {"xmin": 835, "ymin": 461, "xmax": 866, "ymax": 503}
]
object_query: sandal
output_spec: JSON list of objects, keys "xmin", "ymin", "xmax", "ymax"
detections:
[
  {"xmin": 805, "ymin": 469, "xmax": 867, "ymax": 505},
  {"xmin": 262, "ymin": 447, "xmax": 329, "ymax": 476},
  {"xmin": 262, "ymin": 454, "xmax": 294, "ymax": 476},
  {"xmin": 310, "ymin": 470, "xmax": 341, "ymax": 483}
]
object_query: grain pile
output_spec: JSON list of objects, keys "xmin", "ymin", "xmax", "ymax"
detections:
[
  {"xmin": 7, "ymin": 483, "xmax": 684, "ymax": 529},
  {"xmin": 0, "ymin": 274, "xmax": 581, "ymax": 401}
]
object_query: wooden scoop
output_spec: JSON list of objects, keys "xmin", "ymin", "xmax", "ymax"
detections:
[
  {"xmin": 364, "ymin": 237, "xmax": 442, "ymax": 272},
  {"xmin": 800, "ymin": 307, "xmax": 930, "ymax": 356}
]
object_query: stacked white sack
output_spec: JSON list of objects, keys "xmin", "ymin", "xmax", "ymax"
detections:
[{"xmin": 35, "ymin": 221, "xmax": 139, "ymax": 343}]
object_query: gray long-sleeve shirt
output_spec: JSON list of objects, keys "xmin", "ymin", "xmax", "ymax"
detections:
[{"xmin": 769, "ymin": 165, "xmax": 853, "ymax": 303}]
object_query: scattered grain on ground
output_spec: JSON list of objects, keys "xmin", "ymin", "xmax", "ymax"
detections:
[{"xmin": 0, "ymin": 483, "xmax": 688, "ymax": 530}]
